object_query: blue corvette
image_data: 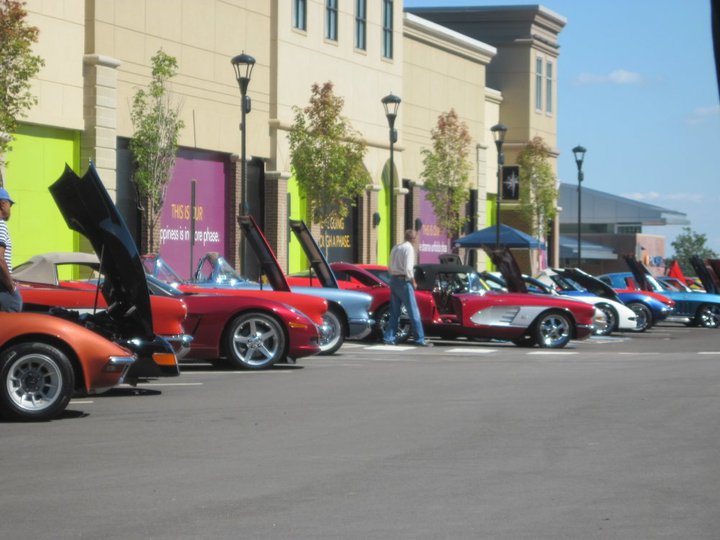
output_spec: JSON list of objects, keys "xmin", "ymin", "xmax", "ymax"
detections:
[{"xmin": 600, "ymin": 256, "xmax": 720, "ymax": 328}]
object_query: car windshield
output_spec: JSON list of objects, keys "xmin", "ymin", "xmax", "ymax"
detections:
[
  {"xmin": 365, "ymin": 267, "xmax": 392, "ymax": 284},
  {"xmin": 145, "ymin": 257, "xmax": 186, "ymax": 285},
  {"xmin": 659, "ymin": 277, "xmax": 691, "ymax": 292},
  {"xmin": 436, "ymin": 271, "xmax": 486, "ymax": 293},
  {"xmin": 145, "ymin": 274, "xmax": 184, "ymax": 297},
  {"xmin": 196, "ymin": 256, "xmax": 255, "ymax": 285},
  {"xmin": 549, "ymin": 274, "xmax": 585, "ymax": 292}
]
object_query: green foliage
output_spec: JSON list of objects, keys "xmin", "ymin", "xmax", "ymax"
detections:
[
  {"xmin": 670, "ymin": 227, "xmax": 718, "ymax": 274},
  {"xmin": 288, "ymin": 82, "xmax": 369, "ymax": 247},
  {"xmin": 516, "ymin": 137, "xmax": 557, "ymax": 239},
  {"xmin": 0, "ymin": 0, "xmax": 44, "ymax": 168},
  {"xmin": 420, "ymin": 109, "xmax": 472, "ymax": 239},
  {"xmin": 129, "ymin": 49, "xmax": 184, "ymax": 252}
]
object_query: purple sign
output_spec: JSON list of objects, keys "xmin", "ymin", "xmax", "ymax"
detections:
[
  {"xmin": 158, "ymin": 151, "xmax": 228, "ymax": 279},
  {"xmin": 417, "ymin": 189, "xmax": 451, "ymax": 264}
]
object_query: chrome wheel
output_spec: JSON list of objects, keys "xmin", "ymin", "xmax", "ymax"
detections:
[
  {"xmin": 533, "ymin": 311, "xmax": 572, "ymax": 348},
  {"xmin": 696, "ymin": 304, "xmax": 720, "ymax": 328},
  {"xmin": 224, "ymin": 313, "xmax": 285, "ymax": 369},
  {"xmin": 1, "ymin": 343, "xmax": 74, "ymax": 421},
  {"xmin": 376, "ymin": 305, "xmax": 411, "ymax": 344},
  {"xmin": 594, "ymin": 303, "xmax": 617, "ymax": 336},
  {"xmin": 627, "ymin": 302, "xmax": 651, "ymax": 332},
  {"xmin": 318, "ymin": 309, "xmax": 345, "ymax": 355}
]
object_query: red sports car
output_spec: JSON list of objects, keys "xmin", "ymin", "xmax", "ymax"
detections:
[
  {"xmin": 289, "ymin": 236, "xmax": 599, "ymax": 348},
  {"xmin": 16, "ymin": 253, "xmax": 323, "ymax": 370},
  {"xmin": 0, "ymin": 312, "xmax": 135, "ymax": 421}
]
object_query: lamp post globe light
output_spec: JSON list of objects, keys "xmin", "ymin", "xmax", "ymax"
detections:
[
  {"xmin": 231, "ymin": 52, "xmax": 255, "ymax": 275},
  {"xmin": 490, "ymin": 123, "xmax": 508, "ymax": 249},
  {"xmin": 572, "ymin": 145, "xmax": 587, "ymax": 267},
  {"xmin": 381, "ymin": 93, "xmax": 401, "ymax": 246}
]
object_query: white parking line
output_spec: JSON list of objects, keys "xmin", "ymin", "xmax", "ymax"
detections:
[
  {"xmin": 697, "ymin": 352, "xmax": 720, "ymax": 355},
  {"xmin": 137, "ymin": 382, "xmax": 205, "ymax": 386},
  {"xmin": 366, "ymin": 345, "xmax": 416, "ymax": 351},
  {"xmin": 527, "ymin": 351, "xmax": 579, "ymax": 355},
  {"xmin": 70, "ymin": 400, "xmax": 94, "ymax": 404},
  {"xmin": 446, "ymin": 348, "xmax": 498, "ymax": 354},
  {"xmin": 180, "ymin": 370, "xmax": 293, "ymax": 375}
]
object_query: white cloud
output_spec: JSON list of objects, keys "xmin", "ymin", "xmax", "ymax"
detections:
[
  {"xmin": 686, "ymin": 104, "xmax": 720, "ymax": 125},
  {"xmin": 574, "ymin": 69, "xmax": 643, "ymax": 86}
]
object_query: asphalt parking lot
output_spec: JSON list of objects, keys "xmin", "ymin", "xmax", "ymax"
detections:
[{"xmin": 2, "ymin": 324, "xmax": 720, "ymax": 539}]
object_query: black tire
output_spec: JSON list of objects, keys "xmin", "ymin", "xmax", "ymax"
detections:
[
  {"xmin": 594, "ymin": 303, "xmax": 618, "ymax": 336},
  {"xmin": 512, "ymin": 334, "xmax": 536, "ymax": 347},
  {"xmin": 318, "ymin": 309, "xmax": 345, "ymax": 355},
  {"xmin": 532, "ymin": 310, "xmax": 572, "ymax": 349},
  {"xmin": 627, "ymin": 302, "xmax": 652, "ymax": 332},
  {"xmin": 695, "ymin": 304, "xmax": 720, "ymax": 328},
  {"xmin": 0, "ymin": 342, "xmax": 75, "ymax": 421},
  {"xmin": 223, "ymin": 312, "xmax": 286, "ymax": 369},
  {"xmin": 375, "ymin": 304, "xmax": 411, "ymax": 344}
]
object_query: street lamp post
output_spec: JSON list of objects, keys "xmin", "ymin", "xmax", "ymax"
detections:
[
  {"xmin": 572, "ymin": 145, "xmax": 586, "ymax": 267},
  {"xmin": 381, "ymin": 93, "xmax": 401, "ymax": 246},
  {"xmin": 231, "ymin": 52, "xmax": 255, "ymax": 274},
  {"xmin": 490, "ymin": 123, "xmax": 508, "ymax": 249}
]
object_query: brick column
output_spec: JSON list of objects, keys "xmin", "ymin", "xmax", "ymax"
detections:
[
  {"xmin": 264, "ymin": 170, "xmax": 289, "ymax": 270},
  {"xmin": 228, "ymin": 154, "xmax": 241, "ymax": 269}
]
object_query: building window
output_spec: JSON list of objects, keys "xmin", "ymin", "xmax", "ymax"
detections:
[
  {"xmin": 535, "ymin": 57, "xmax": 543, "ymax": 111},
  {"xmin": 293, "ymin": 0, "xmax": 307, "ymax": 31},
  {"xmin": 355, "ymin": 0, "xmax": 366, "ymax": 50},
  {"xmin": 617, "ymin": 224, "xmax": 642, "ymax": 234},
  {"xmin": 326, "ymin": 0, "xmax": 338, "ymax": 41},
  {"xmin": 546, "ymin": 61, "xmax": 553, "ymax": 114},
  {"xmin": 383, "ymin": 0, "xmax": 393, "ymax": 59}
]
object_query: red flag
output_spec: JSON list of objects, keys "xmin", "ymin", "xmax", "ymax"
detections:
[{"xmin": 666, "ymin": 260, "xmax": 686, "ymax": 281}]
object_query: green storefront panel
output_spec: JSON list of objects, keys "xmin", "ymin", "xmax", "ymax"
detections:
[
  {"xmin": 287, "ymin": 176, "xmax": 307, "ymax": 274},
  {"xmin": 4, "ymin": 124, "xmax": 80, "ymax": 267}
]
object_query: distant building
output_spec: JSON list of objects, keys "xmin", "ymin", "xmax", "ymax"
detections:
[{"xmin": 558, "ymin": 183, "xmax": 689, "ymax": 275}]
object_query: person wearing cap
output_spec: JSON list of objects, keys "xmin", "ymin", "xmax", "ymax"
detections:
[{"xmin": 0, "ymin": 187, "xmax": 21, "ymax": 312}]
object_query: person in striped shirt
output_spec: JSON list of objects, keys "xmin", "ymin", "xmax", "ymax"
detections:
[{"xmin": 0, "ymin": 187, "xmax": 21, "ymax": 312}]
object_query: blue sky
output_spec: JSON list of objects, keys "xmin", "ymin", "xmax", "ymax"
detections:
[{"xmin": 404, "ymin": 0, "xmax": 720, "ymax": 255}]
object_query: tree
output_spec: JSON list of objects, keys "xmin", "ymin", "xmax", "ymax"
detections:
[
  {"xmin": 288, "ymin": 82, "xmax": 369, "ymax": 254},
  {"xmin": 0, "ymin": 0, "xmax": 44, "ymax": 184},
  {"xmin": 670, "ymin": 227, "xmax": 718, "ymax": 274},
  {"xmin": 516, "ymin": 137, "xmax": 557, "ymax": 243},
  {"xmin": 420, "ymin": 109, "xmax": 472, "ymax": 240},
  {"xmin": 130, "ymin": 49, "xmax": 184, "ymax": 253}
]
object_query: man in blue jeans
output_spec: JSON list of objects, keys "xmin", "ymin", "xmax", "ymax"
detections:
[{"xmin": 384, "ymin": 229, "xmax": 432, "ymax": 347}]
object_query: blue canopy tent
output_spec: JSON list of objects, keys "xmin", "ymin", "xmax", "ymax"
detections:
[{"xmin": 454, "ymin": 224, "xmax": 544, "ymax": 249}]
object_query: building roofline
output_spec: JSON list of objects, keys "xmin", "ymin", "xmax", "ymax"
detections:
[{"xmin": 403, "ymin": 12, "xmax": 497, "ymax": 63}]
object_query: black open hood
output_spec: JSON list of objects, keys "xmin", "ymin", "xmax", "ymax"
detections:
[
  {"xmin": 483, "ymin": 246, "xmax": 528, "ymax": 293},
  {"xmin": 237, "ymin": 215, "xmax": 291, "ymax": 292},
  {"xmin": 49, "ymin": 165, "xmax": 154, "ymax": 338},
  {"xmin": 551, "ymin": 267, "xmax": 622, "ymax": 303},
  {"xmin": 288, "ymin": 220, "xmax": 339, "ymax": 288},
  {"xmin": 690, "ymin": 255, "xmax": 720, "ymax": 294},
  {"xmin": 622, "ymin": 255, "xmax": 654, "ymax": 292}
]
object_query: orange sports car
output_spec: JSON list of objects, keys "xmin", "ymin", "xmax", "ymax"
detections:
[{"xmin": 0, "ymin": 312, "xmax": 135, "ymax": 421}]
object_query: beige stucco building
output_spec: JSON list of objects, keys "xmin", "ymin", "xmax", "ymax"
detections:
[{"xmin": 8, "ymin": 0, "xmax": 565, "ymax": 275}]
